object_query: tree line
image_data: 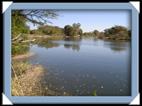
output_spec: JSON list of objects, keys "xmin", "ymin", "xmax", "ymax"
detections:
[
  {"xmin": 83, "ymin": 25, "xmax": 131, "ymax": 40},
  {"xmin": 12, "ymin": 10, "xmax": 131, "ymax": 41},
  {"xmin": 12, "ymin": 10, "xmax": 131, "ymax": 55},
  {"xmin": 30, "ymin": 24, "xmax": 130, "ymax": 41}
]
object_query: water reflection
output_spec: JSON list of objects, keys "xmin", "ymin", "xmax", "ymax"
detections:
[
  {"xmin": 63, "ymin": 37, "xmax": 81, "ymax": 51},
  {"xmin": 32, "ymin": 37, "xmax": 130, "ymax": 53},
  {"xmin": 64, "ymin": 43, "xmax": 80, "ymax": 52},
  {"xmin": 64, "ymin": 36, "xmax": 82, "ymax": 41},
  {"xmin": 32, "ymin": 38, "xmax": 60, "ymax": 48},
  {"xmin": 103, "ymin": 40, "xmax": 129, "ymax": 52}
]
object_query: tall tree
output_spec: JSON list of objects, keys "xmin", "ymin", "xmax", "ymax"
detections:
[
  {"xmin": 64, "ymin": 23, "xmax": 82, "ymax": 36},
  {"xmin": 12, "ymin": 10, "xmax": 58, "ymax": 38},
  {"xmin": 12, "ymin": 10, "xmax": 58, "ymax": 55}
]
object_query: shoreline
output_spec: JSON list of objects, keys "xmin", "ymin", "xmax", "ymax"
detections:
[
  {"xmin": 12, "ymin": 55, "xmax": 70, "ymax": 96},
  {"xmin": 12, "ymin": 52, "xmax": 35, "ymax": 60},
  {"xmin": 12, "ymin": 62, "xmax": 46, "ymax": 96}
]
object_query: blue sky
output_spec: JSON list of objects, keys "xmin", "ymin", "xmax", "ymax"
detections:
[{"xmin": 28, "ymin": 10, "xmax": 131, "ymax": 32}]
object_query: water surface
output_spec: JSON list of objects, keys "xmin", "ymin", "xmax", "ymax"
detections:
[{"xmin": 28, "ymin": 38, "xmax": 131, "ymax": 96}]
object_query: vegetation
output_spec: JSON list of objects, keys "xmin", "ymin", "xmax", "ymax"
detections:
[
  {"xmin": 12, "ymin": 10, "xmax": 58, "ymax": 40},
  {"xmin": 11, "ymin": 10, "xmax": 131, "ymax": 96},
  {"xmin": 64, "ymin": 23, "xmax": 83, "ymax": 36},
  {"xmin": 83, "ymin": 25, "xmax": 131, "ymax": 40},
  {"xmin": 12, "ymin": 42, "xmax": 30, "ymax": 56},
  {"xmin": 32, "ymin": 38, "xmax": 60, "ymax": 48},
  {"xmin": 103, "ymin": 25, "xmax": 131, "ymax": 40},
  {"xmin": 11, "ymin": 10, "xmax": 60, "ymax": 96},
  {"xmin": 29, "ymin": 24, "xmax": 130, "ymax": 41},
  {"xmin": 93, "ymin": 90, "xmax": 97, "ymax": 96},
  {"xmin": 30, "ymin": 25, "xmax": 64, "ymax": 36},
  {"xmin": 12, "ymin": 60, "xmax": 70, "ymax": 96},
  {"xmin": 12, "ymin": 61, "xmax": 47, "ymax": 96},
  {"xmin": 12, "ymin": 11, "xmax": 30, "ymax": 37},
  {"xmin": 12, "ymin": 10, "xmax": 58, "ymax": 55}
]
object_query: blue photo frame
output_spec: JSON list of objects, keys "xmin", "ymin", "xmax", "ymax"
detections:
[{"xmin": 3, "ymin": 2, "xmax": 139, "ymax": 104}]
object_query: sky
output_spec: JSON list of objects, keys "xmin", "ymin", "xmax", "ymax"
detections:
[{"xmin": 28, "ymin": 10, "xmax": 131, "ymax": 32}]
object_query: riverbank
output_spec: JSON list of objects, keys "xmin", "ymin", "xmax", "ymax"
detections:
[
  {"xmin": 12, "ymin": 61, "xmax": 69, "ymax": 96},
  {"xmin": 12, "ymin": 54, "xmax": 70, "ymax": 96},
  {"xmin": 12, "ymin": 61, "xmax": 45, "ymax": 96},
  {"xmin": 12, "ymin": 52, "xmax": 35, "ymax": 60},
  {"xmin": 29, "ymin": 35, "xmax": 64, "ymax": 40}
]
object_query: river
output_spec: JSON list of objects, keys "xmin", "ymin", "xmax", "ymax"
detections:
[{"xmin": 28, "ymin": 37, "xmax": 131, "ymax": 96}]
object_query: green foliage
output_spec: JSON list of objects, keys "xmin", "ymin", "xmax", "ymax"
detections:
[
  {"xmin": 12, "ymin": 10, "xmax": 58, "ymax": 56},
  {"xmin": 64, "ymin": 25, "xmax": 73, "ymax": 36},
  {"xmin": 32, "ymin": 25, "xmax": 64, "ymax": 35},
  {"xmin": 64, "ymin": 23, "xmax": 83, "ymax": 36},
  {"xmin": 78, "ymin": 29, "xmax": 83, "ymax": 36},
  {"xmin": 12, "ymin": 10, "xmax": 30, "ymax": 55},
  {"xmin": 12, "ymin": 10, "xmax": 58, "ymax": 37},
  {"xmin": 30, "ymin": 29, "xmax": 43, "ymax": 35},
  {"xmin": 12, "ymin": 61, "xmax": 30, "ymax": 76},
  {"xmin": 93, "ymin": 90, "xmax": 97, "ymax": 96},
  {"xmin": 104, "ymin": 25, "xmax": 130, "ymax": 40},
  {"xmin": 83, "ymin": 26, "xmax": 130, "ymax": 40},
  {"xmin": 12, "ymin": 10, "xmax": 30, "ymax": 38},
  {"xmin": 12, "ymin": 43, "xmax": 30, "ymax": 55},
  {"xmin": 93, "ymin": 30, "xmax": 99, "ymax": 36},
  {"xmin": 83, "ymin": 32, "xmax": 95, "ymax": 36}
]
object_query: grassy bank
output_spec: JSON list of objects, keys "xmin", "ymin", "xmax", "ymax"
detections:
[
  {"xmin": 12, "ymin": 60, "xmax": 70, "ymax": 96},
  {"xmin": 12, "ymin": 52, "xmax": 35, "ymax": 60},
  {"xmin": 12, "ymin": 61, "xmax": 45, "ymax": 96},
  {"xmin": 29, "ymin": 35, "xmax": 64, "ymax": 40}
]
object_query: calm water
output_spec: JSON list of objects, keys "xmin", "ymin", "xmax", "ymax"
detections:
[{"xmin": 28, "ymin": 38, "xmax": 131, "ymax": 96}]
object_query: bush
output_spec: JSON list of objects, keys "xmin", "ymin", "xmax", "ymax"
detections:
[{"xmin": 12, "ymin": 43, "xmax": 30, "ymax": 55}]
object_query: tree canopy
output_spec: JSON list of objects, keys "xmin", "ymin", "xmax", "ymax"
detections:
[
  {"xmin": 12, "ymin": 10, "xmax": 58, "ymax": 37},
  {"xmin": 12, "ymin": 10, "xmax": 58, "ymax": 55},
  {"xmin": 30, "ymin": 25, "xmax": 64, "ymax": 35},
  {"xmin": 104, "ymin": 25, "xmax": 130, "ymax": 40},
  {"xmin": 64, "ymin": 23, "xmax": 83, "ymax": 36},
  {"xmin": 83, "ymin": 25, "xmax": 130, "ymax": 40}
]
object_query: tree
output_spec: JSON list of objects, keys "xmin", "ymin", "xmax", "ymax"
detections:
[
  {"xmin": 34, "ymin": 25, "xmax": 64, "ymax": 35},
  {"xmin": 93, "ymin": 30, "xmax": 99, "ymax": 36},
  {"xmin": 78, "ymin": 29, "xmax": 83, "ymax": 36},
  {"xmin": 12, "ymin": 10, "xmax": 58, "ymax": 25},
  {"xmin": 12, "ymin": 10, "xmax": 58, "ymax": 37},
  {"xmin": 12, "ymin": 10, "xmax": 30, "ymax": 38},
  {"xmin": 12, "ymin": 10, "xmax": 58, "ymax": 55},
  {"xmin": 64, "ymin": 25, "xmax": 73, "ymax": 36},
  {"xmin": 72, "ymin": 23, "xmax": 80, "ymax": 29},
  {"xmin": 72, "ymin": 23, "xmax": 81, "ymax": 36},
  {"xmin": 64, "ymin": 23, "xmax": 82, "ymax": 36},
  {"xmin": 104, "ymin": 25, "xmax": 130, "ymax": 40}
]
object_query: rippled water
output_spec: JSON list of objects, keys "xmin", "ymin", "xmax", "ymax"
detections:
[{"xmin": 28, "ymin": 38, "xmax": 131, "ymax": 96}]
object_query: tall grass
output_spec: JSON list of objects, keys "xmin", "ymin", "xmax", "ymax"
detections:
[{"xmin": 11, "ymin": 61, "xmax": 45, "ymax": 96}]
